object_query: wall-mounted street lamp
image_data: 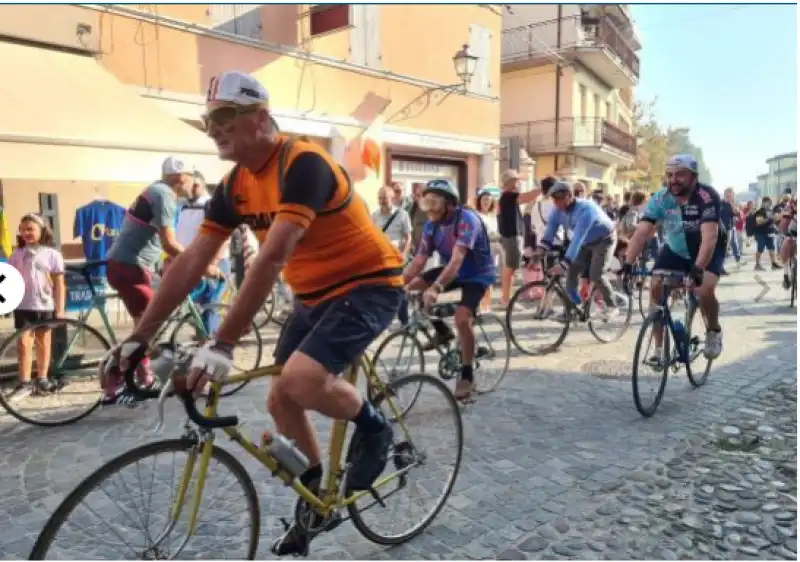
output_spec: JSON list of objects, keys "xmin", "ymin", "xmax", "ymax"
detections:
[
  {"xmin": 452, "ymin": 43, "xmax": 479, "ymax": 88},
  {"xmin": 387, "ymin": 43, "xmax": 481, "ymax": 124}
]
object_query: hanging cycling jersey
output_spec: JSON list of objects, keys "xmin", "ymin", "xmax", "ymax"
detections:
[{"xmin": 640, "ymin": 184, "xmax": 727, "ymax": 260}]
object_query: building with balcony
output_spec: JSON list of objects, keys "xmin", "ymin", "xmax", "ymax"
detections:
[
  {"xmin": 0, "ymin": 4, "xmax": 501, "ymax": 257},
  {"xmin": 500, "ymin": 4, "xmax": 641, "ymax": 199},
  {"xmin": 746, "ymin": 152, "xmax": 797, "ymax": 202}
]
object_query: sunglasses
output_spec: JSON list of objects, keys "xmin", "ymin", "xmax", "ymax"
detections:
[{"xmin": 201, "ymin": 105, "xmax": 261, "ymax": 131}]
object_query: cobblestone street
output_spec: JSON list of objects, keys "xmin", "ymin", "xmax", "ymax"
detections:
[{"xmin": 0, "ymin": 263, "xmax": 795, "ymax": 560}]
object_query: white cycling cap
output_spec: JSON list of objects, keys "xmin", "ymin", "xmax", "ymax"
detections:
[{"xmin": 206, "ymin": 71, "xmax": 269, "ymax": 106}]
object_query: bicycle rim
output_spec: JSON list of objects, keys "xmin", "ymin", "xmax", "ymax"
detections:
[
  {"xmin": 30, "ymin": 438, "xmax": 260, "ymax": 560},
  {"xmin": 347, "ymin": 373, "xmax": 462, "ymax": 546},
  {"xmin": 255, "ymin": 290, "xmax": 276, "ymax": 330},
  {"xmin": 370, "ymin": 330, "xmax": 425, "ymax": 418},
  {"xmin": 638, "ymin": 278, "xmax": 648, "ymax": 320},
  {"xmin": 684, "ymin": 301, "xmax": 711, "ymax": 388},
  {"xmin": 0, "ymin": 318, "xmax": 104, "ymax": 427},
  {"xmin": 791, "ymin": 260, "xmax": 797, "ymax": 307},
  {"xmin": 632, "ymin": 310, "xmax": 670, "ymax": 418},
  {"xmin": 473, "ymin": 313, "xmax": 510, "ymax": 394},
  {"xmin": 506, "ymin": 281, "xmax": 570, "ymax": 355}
]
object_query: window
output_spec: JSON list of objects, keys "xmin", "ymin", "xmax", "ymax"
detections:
[
  {"xmin": 468, "ymin": 24, "xmax": 492, "ymax": 95},
  {"xmin": 209, "ymin": 5, "xmax": 263, "ymax": 39},
  {"xmin": 39, "ymin": 193, "xmax": 61, "ymax": 247},
  {"xmin": 310, "ymin": 4, "xmax": 351, "ymax": 37},
  {"xmin": 350, "ymin": 5, "xmax": 381, "ymax": 68},
  {"xmin": 605, "ymin": 101, "xmax": 612, "ymax": 120},
  {"xmin": 579, "ymin": 85, "xmax": 587, "ymax": 122}
]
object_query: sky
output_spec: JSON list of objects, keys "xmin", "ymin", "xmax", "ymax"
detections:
[{"xmin": 630, "ymin": 3, "xmax": 797, "ymax": 192}]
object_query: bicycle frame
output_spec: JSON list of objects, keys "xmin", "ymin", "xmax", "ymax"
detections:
[
  {"xmin": 651, "ymin": 273, "xmax": 699, "ymax": 366},
  {"xmin": 156, "ymin": 355, "xmax": 411, "ymax": 536}
]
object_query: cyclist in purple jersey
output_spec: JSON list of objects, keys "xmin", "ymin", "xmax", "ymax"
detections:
[{"xmin": 403, "ymin": 179, "xmax": 496, "ymax": 399}]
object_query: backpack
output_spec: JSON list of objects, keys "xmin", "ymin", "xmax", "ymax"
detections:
[{"xmin": 745, "ymin": 213, "xmax": 757, "ymax": 237}]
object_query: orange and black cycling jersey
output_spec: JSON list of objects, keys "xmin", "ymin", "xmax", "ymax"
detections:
[{"xmin": 200, "ymin": 136, "xmax": 403, "ymax": 305}]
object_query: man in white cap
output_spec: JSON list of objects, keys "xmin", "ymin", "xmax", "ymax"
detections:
[
  {"xmin": 103, "ymin": 156, "xmax": 207, "ymax": 403},
  {"xmin": 101, "ymin": 71, "xmax": 405, "ymax": 556}
]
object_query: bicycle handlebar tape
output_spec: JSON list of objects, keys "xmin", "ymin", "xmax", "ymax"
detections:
[{"xmin": 180, "ymin": 391, "xmax": 239, "ymax": 429}]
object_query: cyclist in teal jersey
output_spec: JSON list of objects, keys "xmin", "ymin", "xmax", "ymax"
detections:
[{"xmin": 621, "ymin": 154, "xmax": 726, "ymax": 361}]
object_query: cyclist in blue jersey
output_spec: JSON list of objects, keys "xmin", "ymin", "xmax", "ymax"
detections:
[
  {"xmin": 622, "ymin": 154, "xmax": 726, "ymax": 361},
  {"xmin": 403, "ymin": 179, "xmax": 495, "ymax": 399},
  {"xmin": 537, "ymin": 181, "xmax": 619, "ymax": 319}
]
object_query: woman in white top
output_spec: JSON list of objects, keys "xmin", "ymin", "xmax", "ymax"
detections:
[{"xmin": 475, "ymin": 189, "xmax": 501, "ymax": 313}]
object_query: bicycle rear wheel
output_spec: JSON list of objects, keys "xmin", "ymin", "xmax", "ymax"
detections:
[
  {"xmin": 254, "ymin": 289, "xmax": 276, "ymax": 330},
  {"xmin": 30, "ymin": 438, "xmax": 260, "ymax": 560},
  {"xmin": 632, "ymin": 310, "xmax": 671, "ymax": 418},
  {"xmin": 506, "ymin": 280, "xmax": 570, "ymax": 355},
  {"xmin": 791, "ymin": 258, "xmax": 797, "ymax": 307},
  {"xmin": 170, "ymin": 304, "xmax": 263, "ymax": 397},
  {"xmin": 588, "ymin": 287, "xmax": 633, "ymax": 343},
  {"xmin": 347, "ymin": 373, "xmax": 462, "ymax": 546},
  {"xmin": 473, "ymin": 312, "xmax": 510, "ymax": 394},
  {"xmin": 0, "ymin": 318, "xmax": 104, "ymax": 427}
]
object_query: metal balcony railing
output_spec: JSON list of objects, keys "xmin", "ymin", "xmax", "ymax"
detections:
[
  {"xmin": 502, "ymin": 14, "xmax": 640, "ymax": 79},
  {"xmin": 501, "ymin": 117, "xmax": 637, "ymax": 156}
]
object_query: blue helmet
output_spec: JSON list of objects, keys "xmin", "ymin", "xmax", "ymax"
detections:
[{"xmin": 423, "ymin": 179, "xmax": 459, "ymax": 204}]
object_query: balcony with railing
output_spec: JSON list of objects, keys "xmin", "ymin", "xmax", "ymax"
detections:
[
  {"xmin": 502, "ymin": 14, "xmax": 639, "ymax": 87},
  {"xmin": 501, "ymin": 117, "xmax": 636, "ymax": 164}
]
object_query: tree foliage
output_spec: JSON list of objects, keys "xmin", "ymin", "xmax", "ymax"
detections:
[{"xmin": 632, "ymin": 98, "xmax": 713, "ymax": 192}]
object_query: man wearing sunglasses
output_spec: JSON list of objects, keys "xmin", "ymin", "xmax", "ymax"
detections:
[
  {"xmin": 101, "ymin": 71, "xmax": 404, "ymax": 556},
  {"xmin": 403, "ymin": 179, "xmax": 495, "ymax": 400},
  {"xmin": 621, "ymin": 154, "xmax": 727, "ymax": 364}
]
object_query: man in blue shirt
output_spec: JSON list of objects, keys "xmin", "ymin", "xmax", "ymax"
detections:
[
  {"xmin": 404, "ymin": 179, "xmax": 495, "ymax": 399},
  {"xmin": 537, "ymin": 181, "xmax": 619, "ymax": 318},
  {"xmin": 622, "ymin": 154, "xmax": 727, "ymax": 362}
]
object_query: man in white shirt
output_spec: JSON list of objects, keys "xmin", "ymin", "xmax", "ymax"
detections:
[{"xmin": 372, "ymin": 185, "xmax": 412, "ymax": 324}]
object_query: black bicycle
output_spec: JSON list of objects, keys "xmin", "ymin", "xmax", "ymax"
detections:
[
  {"xmin": 631, "ymin": 269, "xmax": 712, "ymax": 417},
  {"xmin": 371, "ymin": 293, "xmax": 510, "ymax": 414},
  {"xmin": 506, "ymin": 251, "xmax": 632, "ymax": 355},
  {"xmin": 789, "ymin": 251, "xmax": 797, "ymax": 308}
]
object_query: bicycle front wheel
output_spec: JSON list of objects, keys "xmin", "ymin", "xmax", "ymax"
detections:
[
  {"xmin": 506, "ymin": 280, "xmax": 570, "ymax": 355},
  {"xmin": 684, "ymin": 298, "xmax": 712, "ymax": 388},
  {"xmin": 347, "ymin": 373, "xmax": 462, "ymax": 546},
  {"xmin": 473, "ymin": 312, "xmax": 510, "ymax": 394},
  {"xmin": 632, "ymin": 310, "xmax": 671, "ymax": 418},
  {"xmin": 30, "ymin": 438, "xmax": 260, "ymax": 560},
  {"xmin": 370, "ymin": 330, "xmax": 425, "ymax": 417},
  {"xmin": 588, "ymin": 287, "xmax": 633, "ymax": 343},
  {"xmin": 791, "ymin": 258, "xmax": 797, "ymax": 307},
  {"xmin": 0, "ymin": 318, "xmax": 104, "ymax": 427}
]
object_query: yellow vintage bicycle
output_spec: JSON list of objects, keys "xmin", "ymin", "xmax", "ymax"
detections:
[{"xmin": 30, "ymin": 351, "xmax": 463, "ymax": 559}]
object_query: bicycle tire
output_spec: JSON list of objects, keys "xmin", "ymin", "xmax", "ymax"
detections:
[
  {"xmin": 506, "ymin": 280, "xmax": 570, "ymax": 355},
  {"xmin": 30, "ymin": 438, "xmax": 260, "ymax": 560},
  {"xmin": 347, "ymin": 373, "xmax": 462, "ymax": 546},
  {"xmin": 473, "ymin": 313, "xmax": 510, "ymax": 394},
  {"xmin": 588, "ymin": 288, "xmax": 633, "ymax": 343},
  {"xmin": 684, "ymin": 298, "xmax": 712, "ymax": 388},
  {"xmin": 370, "ymin": 330, "xmax": 425, "ymax": 418},
  {"xmin": 632, "ymin": 309, "xmax": 670, "ymax": 418},
  {"xmin": 169, "ymin": 304, "xmax": 263, "ymax": 398},
  {"xmin": 0, "ymin": 318, "xmax": 105, "ymax": 427},
  {"xmin": 255, "ymin": 289, "xmax": 276, "ymax": 330},
  {"xmin": 791, "ymin": 258, "xmax": 797, "ymax": 308},
  {"xmin": 638, "ymin": 277, "xmax": 649, "ymax": 320}
]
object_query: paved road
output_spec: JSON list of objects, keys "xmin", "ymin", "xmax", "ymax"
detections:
[{"xmin": 0, "ymin": 261, "xmax": 795, "ymax": 559}]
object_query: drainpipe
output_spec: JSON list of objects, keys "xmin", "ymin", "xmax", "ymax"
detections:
[{"xmin": 553, "ymin": 4, "xmax": 563, "ymax": 171}]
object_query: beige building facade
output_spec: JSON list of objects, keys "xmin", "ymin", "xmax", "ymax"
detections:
[
  {"xmin": 0, "ymin": 4, "xmax": 501, "ymax": 257},
  {"xmin": 500, "ymin": 4, "xmax": 641, "ymax": 199}
]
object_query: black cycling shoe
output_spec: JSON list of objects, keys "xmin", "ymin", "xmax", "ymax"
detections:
[
  {"xmin": 271, "ymin": 478, "xmax": 344, "ymax": 557},
  {"xmin": 346, "ymin": 416, "xmax": 394, "ymax": 492}
]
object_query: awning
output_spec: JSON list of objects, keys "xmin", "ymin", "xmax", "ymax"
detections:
[{"xmin": 0, "ymin": 41, "xmax": 230, "ymax": 183}]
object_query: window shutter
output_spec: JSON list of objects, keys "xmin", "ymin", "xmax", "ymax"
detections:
[
  {"xmin": 39, "ymin": 192, "xmax": 61, "ymax": 247},
  {"xmin": 468, "ymin": 24, "xmax": 492, "ymax": 95},
  {"xmin": 349, "ymin": 5, "xmax": 367, "ymax": 65},
  {"xmin": 365, "ymin": 5, "xmax": 381, "ymax": 69}
]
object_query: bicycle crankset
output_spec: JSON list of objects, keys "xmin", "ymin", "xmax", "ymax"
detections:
[{"xmin": 437, "ymin": 349, "xmax": 461, "ymax": 380}]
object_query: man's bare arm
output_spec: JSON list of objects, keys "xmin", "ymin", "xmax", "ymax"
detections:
[
  {"xmin": 403, "ymin": 254, "xmax": 427, "ymax": 284},
  {"xmin": 133, "ymin": 233, "xmax": 226, "ymax": 340},
  {"xmin": 214, "ymin": 219, "xmax": 303, "ymax": 345},
  {"xmin": 695, "ymin": 223, "xmax": 719, "ymax": 269},
  {"xmin": 624, "ymin": 221, "xmax": 657, "ymax": 265}
]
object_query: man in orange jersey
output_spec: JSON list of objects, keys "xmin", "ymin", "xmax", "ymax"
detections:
[{"xmin": 100, "ymin": 71, "xmax": 403, "ymax": 556}]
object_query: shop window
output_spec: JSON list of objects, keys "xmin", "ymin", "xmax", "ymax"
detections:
[
  {"xmin": 310, "ymin": 5, "xmax": 351, "ymax": 37},
  {"xmin": 39, "ymin": 192, "xmax": 61, "ymax": 247}
]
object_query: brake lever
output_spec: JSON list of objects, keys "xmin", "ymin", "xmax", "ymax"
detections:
[{"xmin": 154, "ymin": 378, "xmax": 175, "ymax": 434}]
